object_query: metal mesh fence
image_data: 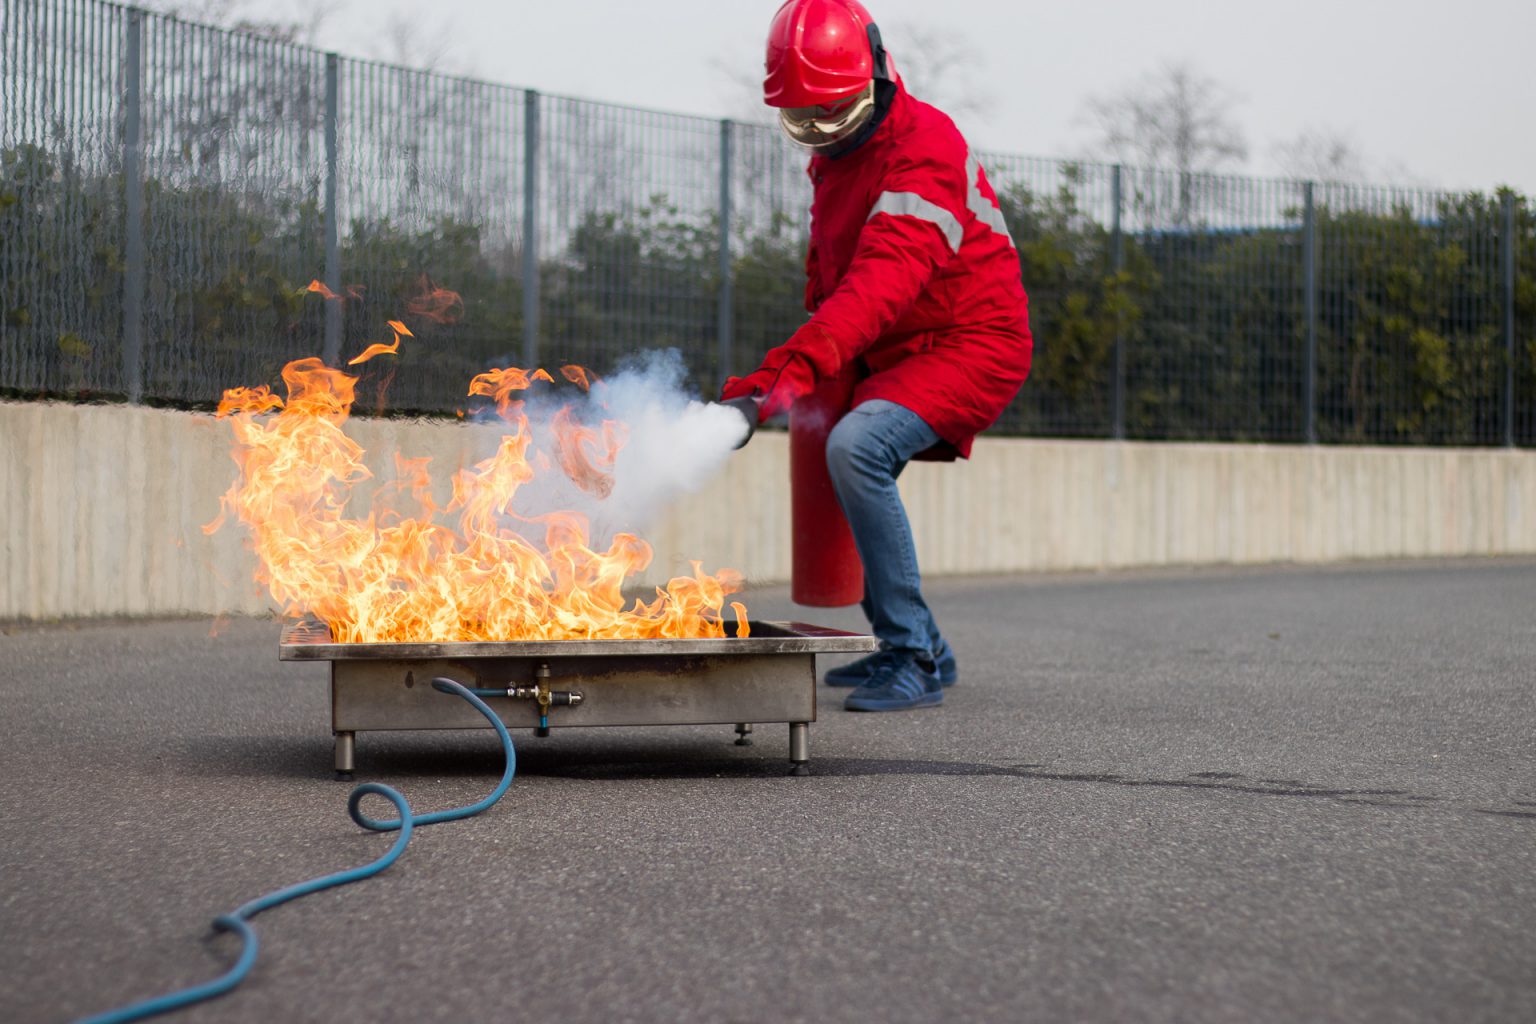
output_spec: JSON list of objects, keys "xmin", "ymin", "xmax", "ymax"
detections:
[
  {"xmin": 730, "ymin": 119, "xmax": 813, "ymax": 383},
  {"xmin": 136, "ymin": 14, "xmax": 327, "ymax": 405},
  {"xmin": 1311, "ymin": 183, "xmax": 1514, "ymax": 445},
  {"xmin": 537, "ymin": 95, "xmax": 720, "ymax": 389},
  {"xmin": 1, "ymin": 0, "xmax": 1531, "ymax": 447},
  {"xmin": 335, "ymin": 61, "xmax": 526, "ymax": 411},
  {"xmin": 980, "ymin": 155, "xmax": 1121, "ymax": 438},
  {"xmin": 1120, "ymin": 167, "xmax": 1309, "ymax": 442},
  {"xmin": 1, "ymin": 0, "xmax": 127, "ymax": 397},
  {"xmin": 1520, "ymin": 200, "xmax": 1536, "ymax": 446}
]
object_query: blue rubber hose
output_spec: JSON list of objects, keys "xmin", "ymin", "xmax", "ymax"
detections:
[{"xmin": 76, "ymin": 678, "xmax": 514, "ymax": 1024}]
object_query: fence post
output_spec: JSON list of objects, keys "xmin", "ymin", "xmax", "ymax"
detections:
[
  {"xmin": 322, "ymin": 53, "xmax": 341, "ymax": 366},
  {"xmin": 717, "ymin": 119, "xmax": 735, "ymax": 384},
  {"xmin": 121, "ymin": 8, "xmax": 145, "ymax": 403},
  {"xmin": 521, "ymin": 90, "xmax": 540, "ymax": 369},
  {"xmin": 1111, "ymin": 163, "xmax": 1125, "ymax": 440},
  {"xmin": 1504, "ymin": 193, "xmax": 1517, "ymax": 448},
  {"xmin": 1303, "ymin": 181, "xmax": 1318, "ymax": 444}
]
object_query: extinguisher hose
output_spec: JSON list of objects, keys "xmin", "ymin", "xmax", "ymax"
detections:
[{"xmin": 74, "ymin": 678, "xmax": 515, "ymax": 1024}]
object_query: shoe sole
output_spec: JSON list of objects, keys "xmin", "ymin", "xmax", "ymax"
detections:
[
  {"xmin": 844, "ymin": 692, "xmax": 945, "ymax": 712},
  {"xmin": 825, "ymin": 672, "xmax": 957, "ymax": 688}
]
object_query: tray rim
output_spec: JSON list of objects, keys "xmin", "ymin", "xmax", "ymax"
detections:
[{"xmin": 278, "ymin": 617, "xmax": 880, "ymax": 661}]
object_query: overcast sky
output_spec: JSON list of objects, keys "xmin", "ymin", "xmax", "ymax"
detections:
[{"xmin": 304, "ymin": 0, "xmax": 1534, "ymax": 192}]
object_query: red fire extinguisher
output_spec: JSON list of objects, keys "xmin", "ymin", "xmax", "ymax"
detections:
[{"xmin": 789, "ymin": 372, "xmax": 864, "ymax": 607}]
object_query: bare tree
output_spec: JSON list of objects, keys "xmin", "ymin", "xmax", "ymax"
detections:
[
  {"xmin": 1270, "ymin": 127, "xmax": 1367, "ymax": 183},
  {"xmin": 137, "ymin": 0, "xmax": 334, "ymax": 46},
  {"xmin": 140, "ymin": 1, "xmax": 464, "ymax": 74},
  {"xmin": 708, "ymin": 41, "xmax": 795, "ymax": 129},
  {"xmin": 1084, "ymin": 61, "xmax": 1247, "ymax": 173},
  {"xmin": 370, "ymin": 8, "xmax": 462, "ymax": 75},
  {"xmin": 882, "ymin": 21, "xmax": 992, "ymax": 125},
  {"xmin": 1081, "ymin": 61, "xmax": 1248, "ymax": 227}
]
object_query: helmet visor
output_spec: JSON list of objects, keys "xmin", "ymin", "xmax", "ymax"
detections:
[{"xmin": 778, "ymin": 83, "xmax": 875, "ymax": 152}]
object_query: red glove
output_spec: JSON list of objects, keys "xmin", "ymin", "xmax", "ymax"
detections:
[
  {"xmin": 721, "ymin": 348, "xmax": 816, "ymax": 419},
  {"xmin": 720, "ymin": 324, "xmax": 842, "ymax": 419}
]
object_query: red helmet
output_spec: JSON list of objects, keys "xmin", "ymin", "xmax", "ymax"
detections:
[
  {"xmin": 765, "ymin": 1, "xmax": 891, "ymax": 152},
  {"xmin": 764, "ymin": 0, "xmax": 880, "ymax": 109}
]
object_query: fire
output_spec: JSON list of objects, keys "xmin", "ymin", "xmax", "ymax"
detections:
[
  {"xmin": 305, "ymin": 279, "xmax": 365, "ymax": 302},
  {"xmin": 468, "ymin": 366, "xmax": 556, "ymax": 416},
  {"xmin": 560, "ymin": 365, "xmax": 597, "ymax": 391},
  {"xmin": 348, "ymin": 320, "xmax": 413, "ymax": 366},
  {"xmin": 550, "ymin": 405, "xmax": 625, "ymax": 499},
  {"xmin": 207, "ymin": 347, "xmax": 748, "ymax": 643},
  {"xmin": 406, "ymin": 274, "xmax": 466, "ymax": 324}
]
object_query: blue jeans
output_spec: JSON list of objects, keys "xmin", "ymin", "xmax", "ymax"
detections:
[{"xmin": 825, "ymin": 399, "xmax": 943, "ymax": 661}]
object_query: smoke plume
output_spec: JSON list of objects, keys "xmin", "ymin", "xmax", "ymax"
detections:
[{"xmin": 479, "ymin": 349, "xmax": 749, "ymax": 547}]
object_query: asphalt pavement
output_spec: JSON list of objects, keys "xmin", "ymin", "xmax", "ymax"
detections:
[{"xmin": 2, "ymin": 560, "xmax": 1534, "ymax": 1023}]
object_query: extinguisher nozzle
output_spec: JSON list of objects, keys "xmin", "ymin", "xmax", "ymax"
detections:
[{"xmin": 715, "ymin": 396, "xmax": 761, "ymax": 450}]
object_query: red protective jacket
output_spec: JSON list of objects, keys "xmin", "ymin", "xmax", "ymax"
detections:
[{"xmin": 784, "ymin": 78, "xmax": 1031, "ymax": 460}]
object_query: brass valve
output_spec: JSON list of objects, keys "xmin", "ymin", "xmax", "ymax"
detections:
[{"xmin": 503, "ymin": 663, "xmax": 583, "ymax": 736}]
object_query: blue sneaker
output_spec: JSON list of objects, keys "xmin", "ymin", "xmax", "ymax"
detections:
[
  {"xmin": 844, "ymin": 655, "xmax": 943, "ymax": 712},
  {"xmin": 825, "ymin": 639, "xmax": 958, "ymax": 688}
]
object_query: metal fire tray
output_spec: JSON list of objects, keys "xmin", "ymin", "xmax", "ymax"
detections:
[{"xmin": 280, "ymin": 619, "xmax": 879, "ymax": 776}]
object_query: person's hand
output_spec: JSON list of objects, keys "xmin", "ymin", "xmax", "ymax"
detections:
[{"xmin": 720, "ymin": 347, "xmax": 818, "ymax": 419}]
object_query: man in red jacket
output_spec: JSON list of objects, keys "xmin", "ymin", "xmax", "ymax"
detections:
[{"xmin": 723, "ymin": 0, "xmax": 1031, "ymax": 711}]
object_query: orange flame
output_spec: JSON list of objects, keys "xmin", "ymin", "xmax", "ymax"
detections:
[
  {"xmin": 209, "ymin": 353, "xmax": 746, "ymax": 643},
  {"xmin": 348, "ymin": 320, "xmax": 413, "ymax": 366},
  {"xmin": 406, "ymin": 274, "xmax": 465, "ymax": 324},
  {"xmin": 561, "ymin": 365, "xmax": 598, "ymax": 392},
  {"xmin": 306, "ymin": 280, "xmax": 364, "ymax": 302},
  {"xmin": 467, "ymin": 366, "xmax": 555, "ymax": 418},
  {"xmin": 550, "ymin": 406, "xmax": 626, "ymax": 499}
]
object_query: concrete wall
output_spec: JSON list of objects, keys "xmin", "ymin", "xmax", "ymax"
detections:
[{"xmin": 3, "ymin": 400, "xmax": 1534, "ymax": 621}]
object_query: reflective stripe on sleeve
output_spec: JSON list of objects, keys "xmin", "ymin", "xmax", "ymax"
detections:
[
  {"xmin": 966, "ymin": 153, "xmax": 1016, "ymax": 249},
  {"xmin": 866, "ymin": 191, "xmax": 964, "ymax": 252}
]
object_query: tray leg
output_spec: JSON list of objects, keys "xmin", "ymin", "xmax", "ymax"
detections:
[
  {"xmin": 788, "ymin": 722, "xmax": 809, "ymax": 776},
  {"xmin": 734, "ymin": 723, "xmax": 753, "ymax": 746},
  {"xmin": 334, "ymin": 730, "xmax": 355, "ymax": 779}
]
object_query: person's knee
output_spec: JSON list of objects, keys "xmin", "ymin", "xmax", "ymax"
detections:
[{"xmin": 825, "ymin": 413, "xmax": 883, "ymax": 485}]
